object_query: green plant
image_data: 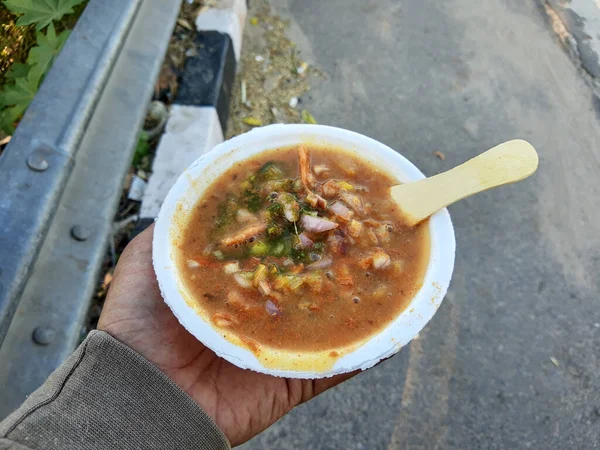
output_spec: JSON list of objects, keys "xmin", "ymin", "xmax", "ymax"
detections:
[
  {"xmin": 132, "ymin": 132, "xmax": 150, "ymax": 169},
  {"xmin": 4, "ymin": 0, "xmax": 84, "ymax": 30},
  {"xmin": 0, "ymin": 0, "xmax": 86, "ymax": 134}
]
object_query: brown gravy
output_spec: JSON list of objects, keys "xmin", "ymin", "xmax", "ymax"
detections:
[{"xmin": 177, "ymin": 146, "xmax": 430, "ymax": 352}]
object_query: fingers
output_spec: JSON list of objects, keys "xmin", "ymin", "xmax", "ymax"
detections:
[{"xmin": 99, "ymin": 224, "xmax": 158, "ymax": 324}]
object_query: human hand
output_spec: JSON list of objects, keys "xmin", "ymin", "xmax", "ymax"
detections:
[{"xmin": 98, "ymin": 225, "xmax": 357, "ymax": 446}]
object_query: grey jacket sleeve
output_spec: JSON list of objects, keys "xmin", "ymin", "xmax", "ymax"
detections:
[{"xmin": 0, "ymin": 331, "xmax": 230, "ymax": 450}]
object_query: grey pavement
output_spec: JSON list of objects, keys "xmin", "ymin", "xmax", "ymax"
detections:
[{"xmin": 240, "ymin": 0, "xmax": 600, "ymax": 449}]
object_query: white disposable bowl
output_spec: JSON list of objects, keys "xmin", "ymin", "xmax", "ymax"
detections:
[{"xmin": 153, "ymin": 124, "xmax": 455, "ymax": 378}]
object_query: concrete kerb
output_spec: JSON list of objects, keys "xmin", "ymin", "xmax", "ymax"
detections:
[{"xmin": 136, "ymin": 0, "xmax": 247, "ymax": 232}]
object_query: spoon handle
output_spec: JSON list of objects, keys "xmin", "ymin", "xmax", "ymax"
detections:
[{"xmin": 390, "ymin": 139, "xmax": 539, "ymax": 226}]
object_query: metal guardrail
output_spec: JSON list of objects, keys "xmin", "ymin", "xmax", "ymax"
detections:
[
  {"xmin": 0, "ymin": 0, "xmax": 141, "ymax": 343},
  {"xmin": 0, "ymin": 0, "xmax": 182, "ymax": 418}
]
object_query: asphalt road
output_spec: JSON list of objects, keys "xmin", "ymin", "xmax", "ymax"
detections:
[{"xmin": 240, "ymin": 0, "xmax": 600, "ymax": 449}]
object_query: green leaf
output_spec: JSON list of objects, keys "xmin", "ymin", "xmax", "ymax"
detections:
[
  {"xmin": 27, "ymin": 23, "xmax": 70, "ymax": 82},
  {"xmin": 301, "ymin": 109, "xmax": 317, "ymax": 124},
  {"xmin": 132, "ymin": 132, "xmax": 150, "ymax": 168},
  {"xmin": 0, "ymin": 2, "xmax": 76, "ymax": 134},
  {"xmin": 0, "ymin": 103, "xmax": 28, "ymax": 134},
  {"xmin": 5, "ymin": 63, "xmax": 30, "ymax": 80},
  {"xmin": 0, "ymin": 67, "xmax": 42, "ymax": 133},
  {"xmin": 0, "ymin": 75, "xmax": 38, "ymax": 107},
  {"xmin": 3, "ymin": 0, "xmax": 86, "ymax": 30}
]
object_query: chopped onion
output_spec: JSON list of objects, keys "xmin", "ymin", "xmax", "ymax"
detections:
[
  {"xmin": 186, "ymin": 259, "xmax": 200, "ymax": 269},
  {"xmin": 277, "ymin": 192, "xmax": 300, "ymax": 222},
  {"xmin": 223, "ymin": 262, "xmax": 240, "ymax": 274},
  {"xmin": 258, "ymin": 280, "xmax": 272, "ymax": 296},
  {"xmin": 273, "ymin": 274, "xmax": 304, "ymax": 291},
  {"xmin": 283, "ymin": 204, "xmax": 300, "ymax": 222},
  {"xmin": 309, "ymin": 252, "xmax": 321, "ymax": 261},
  {"xmin": 327, "ymin": 234, "xmax": 348, "ymax": 255},
  {"xmin": 347, "ymin": 219, "xmax": 363, "ymax": 238},
  {"xmin": 321, "ymin": 181, "xmax": 338, "ymax": 198},
  {"xmin": 307, "ymin": 256, "xmax": 333, "ymax": 271},
  {"xmin": 366, "ymin": 228, "xmax": 379, "ymax": 245},
  {"xmin": 340, "ymin": 191, "xmax": 365, "ymax": 215},
  {"xmin": 252, "ymin": 264, "xmax": 268, "ymax": 285},
  {"xmin": 265, "ymin": 299, "xmax": 281, "ymax": 316},
  {"xmin": 298, "ymin": 232, "xmax": 314, "ymax": 248},
  {"xmin": 283, "ymin": 258, "xmax": 294, "ymax": 267},
  {"xmin": 212, "ymin": 312, "xmax": 236, "ymax": 328},
  {"xmin": 392, "ymin": 260, "xmax": 406, "ymax": 273},
  {"xmin": 306, "ymin": 192, "xmax": 328, "ymax": 209},
  {"xmin": 313, "ymin": 164, "xmax": 330, "ymax": 175},
  {"xmin": 372, "ymin": 249, "xmax": 391, "ymax": 269},
  {"xmin": 300, "ymin": 214, "xmax": 338, "ymax": 232},
  {"xmin": 234, "ymin": 272, "xmax": 253, "ymax": 289},
  {"xmin": 227, "ymin": 290, "xmax": 250, "ymax": 311},
  {"xmin": 374, "ymin": 223, "xmax": 392, "ymax": 243},
  {"xmin": 288, "ymin": 276, "xmax": 304, "ymax": 290},
  {"xmin": 236, "ymin": 209, "xmax": 257, "ymax": 223},
  {"xmin": 329, "ymin": 202, "xmax": 353, "ymax": 221}
]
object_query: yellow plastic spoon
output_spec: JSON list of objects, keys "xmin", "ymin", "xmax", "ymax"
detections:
[{"xmin": 390, "ymin": 139, "xmax": 539, "ymax": 226}]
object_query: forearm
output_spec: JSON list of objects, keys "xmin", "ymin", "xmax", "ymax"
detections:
[{"xmin": 0, "ymin": 331, "xmax": 230, "ymax": 450}]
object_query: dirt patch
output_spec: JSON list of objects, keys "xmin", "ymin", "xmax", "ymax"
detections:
[{"xmin": 227, "ymin": 0, "xmax": 320, "ymax": 138}]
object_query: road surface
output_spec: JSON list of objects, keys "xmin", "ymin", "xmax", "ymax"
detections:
[{"xmin": 240, "ymin": 0, "xmax": 600, "ymax": 448}]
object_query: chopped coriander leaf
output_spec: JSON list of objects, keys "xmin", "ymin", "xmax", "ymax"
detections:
[
  {"xmin": 248, "ymin": 241, "xmax": 270, "ymax": 257},
  {"xmin": 244, "ymin": 189, "xmax": 262, "ymax": 212},
  {"xmin": 267, "ymin": 223, "xmax": 284, "ymax": 238},
  {"xmin": 313, "ymin": 242, "xmax": 325, "ymax": 251},
  {"xmin": 271, "ymin": 234, "xmax": 293, "ymax": 257},
  {"xmin": 272, "ymin": 242, "xmax": 286, "ymax": 256},
  {"xmin": 257, "ymin": 162, "xmax": 285, "ymax": 181},
  {"xmin": 214, "ymin": 194, "xmax": 237, "ymax": 229},
  {"xmin": 276, "ymin": 192, "xmax": 300, "ymax": 222},
  {"xmin": 263, "ymin": 179, "xmax": 294, "ymax": 193},
  {"xmin": 291, "ymin": 247, "xmax": 307, "ymax": 262},
  {"xmin": 266, "ymin": 201, "xmax": 283, "ymax": 214},
  {"xmin": 292, "ymin": 179, "xmax": 303, "ymax": 192},
  {"xmin": 301, "ymin": 203, "xmax": 318, "ymax": 216}
]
